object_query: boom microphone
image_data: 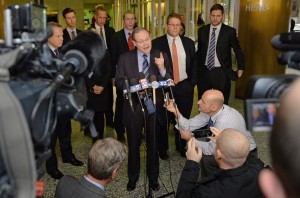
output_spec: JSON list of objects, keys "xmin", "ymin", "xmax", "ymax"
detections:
[
  {"xmin": 164, "ymin": 73, "xmax": 175, "ymax": 102},
  {"xmin": 62, "ymin": 50, "xmax": 88, "ymax": 75},
  {"xmin": 124, "ymin": 76, "xmax": 133, "ymax": 112}
]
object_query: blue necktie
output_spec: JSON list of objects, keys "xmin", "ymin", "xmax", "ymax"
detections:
[
  {"xmin": 142, "ymin": 54, "xmax": 150, "ymax": 81},
  {"xmin": 206, "ymin": 117, "xmax": 214, "ymax": 142},
  {"xmin": 207, "ymin": 28, "xmax": 217, "ymax": 70}
]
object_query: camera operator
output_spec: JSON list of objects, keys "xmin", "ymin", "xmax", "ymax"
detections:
[
  {"xmin": 45, "ymin": 22, "xmax": 83, "ymax": 180},
  {"xmin": 259, "ymin": 78, "xmax": 300, "ymax": 198},
  {"xmin": 165, "ymin": 89, "xmax": 257, "ymax": 177}
]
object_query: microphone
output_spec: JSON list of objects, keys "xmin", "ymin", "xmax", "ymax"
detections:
[
  {"xmin": 150, "ymin": 75, "xmax": 159, "ymax": 106},
  {"xmin": 62, "ymin": 50, "xmax": 88, "ymax": 75},
  {"xmin": 164, "ymin": 73, "xmax": 175, "ymax": 102},
  {"xmin": 139, "ymin": 72, "xmax": 149, "ymax": 98},
  {"xmin": 130, "ymin": 78, "xmax": 145, "ymax": 112},
  {"xmin": 124, "ymin": 76, "xmax": 134, "ymax": 112}
]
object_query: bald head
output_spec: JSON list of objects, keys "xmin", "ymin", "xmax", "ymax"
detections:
[
  {"xmin": 271, "ymin": 78, "xmax": 300, "ymax": 197},
  {"xmin": 216, "ymin": 129, "xmax": 250, "ymax": 168}
]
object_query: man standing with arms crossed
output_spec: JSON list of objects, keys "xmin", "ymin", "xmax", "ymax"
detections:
[
  {"xmin": 110, "ymin": 10, "xmax": 136, "ymax": 142},
  {"xmin": 197, "ymin": 4, "xmax": 245, "ymax": 104}
]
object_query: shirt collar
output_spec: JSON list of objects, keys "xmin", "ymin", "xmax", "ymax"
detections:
[
  {"xmin": 211, "ymin": 105, "xmax": 224, "ymax": 122},
  {"xmin": 84, "ymin": 175, "xmax": 105, "ymax": 191}
]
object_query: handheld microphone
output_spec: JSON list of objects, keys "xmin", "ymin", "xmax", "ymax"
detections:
[
  {"xmin": 130, "ymin": 78, "xmax": 145, "ymax": 112},
  {"xmin": 164, "ymin": 73, "xmax": 175, "ymax": 102},
  {"xmin": 157, "ymin": 75, "xmax": 168, "ymax": 106},
  {"xmin": 150, "ymin": 75, "xmax": 159, "ymax": 106},
  {"xmin": 124, "ymin": 76, "xmax": 134, "ymax": 112},
  {"xmin": 139, "ymin": 72, "xmax": 149, "ymax": 98}
]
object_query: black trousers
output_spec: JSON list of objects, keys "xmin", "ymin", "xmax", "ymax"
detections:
[
  {"xmin": 104, "ymin": 82, "xmax": 114, "ymax": 126},
  {"xmin": 46, "ymin": 118, "xmax": 74, "ymax": 172},
  {"xmin": 125, "ymin": 104, "xmax": 159, "ymax": 182},
  {"xmin": 197, "ymin": 67, "xmax": 230, "ymax": 105},
  {"xmin": 114, "ymin": 89, "xmax": 126, "ymax": 135},
  {"xmin": 93, "ymin": 111, "xmax": 105, "ymax": 140}
]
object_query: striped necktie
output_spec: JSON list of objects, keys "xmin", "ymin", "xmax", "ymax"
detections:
[
  {"xmin": 142, "ymin": 54, "xmax": 150, "ymax": 81},
  {"xmin": 207, "ymin": 28, "xmax": 217, "ymax": 70},
  {"xmin": 54, "ymin": 48, "xmax": 59, "ymax": 57}
]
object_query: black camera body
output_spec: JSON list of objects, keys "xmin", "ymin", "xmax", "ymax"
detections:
[
  {"xmin": 0, "ymin": 2, "xmax": 105, "ymax": 198},
  {"xmin": 245, "ymin": 32, "xmax": 300, "ymax": 132}
]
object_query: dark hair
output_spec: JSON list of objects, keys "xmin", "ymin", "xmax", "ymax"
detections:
[
  {"xmin": 166, "ymin": 13, "xmax": 182, "ymax": 24},
  {"xmin": 210, "ymin": 4, "xmax": 224, "ymax": 14},
  {"xmin": 62, "ymin": 8, "xmax": 76, "ymax": 18}
]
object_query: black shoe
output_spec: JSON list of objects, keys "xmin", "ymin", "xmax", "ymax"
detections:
[
  {"xmin": 150, "ymin": 180, "xmax": 160, "ymax": 191},
  {"xmin": 63, "ymin": 157, "xmax": 84, "ymax": 166},
  {"xmin": 47, "ymin": 169, "xmax": 64, "ymax": 180},
  {"xmin": 117, "ymin": 134, "xmax": 126, "ymax": 142},
  {"xmin": 126, "ymin": 180, "xmax": 137, "ymax": 191},
  {"xmin": 159, "ymin": 151, "xmax": 169, "ymax": 160}
]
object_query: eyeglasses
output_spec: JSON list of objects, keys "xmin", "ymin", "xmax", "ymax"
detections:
[
  {"xmin": 168, "ymin": 24, "xmax": 181, "ymax": 28},
  {"xmin": 135, "ymin": 38, "xmax": 150, "ymax": 44}
]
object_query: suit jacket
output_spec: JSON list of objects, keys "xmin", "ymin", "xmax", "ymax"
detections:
[
  {"xmin": 152, "ymin": 35, "xmax": 197, "ymax": 95},
  {"xmin": 85, "ymin": 50, "xmax": 112, "ymax": 112},
  {"xmin": 115, "ymin": 49, "xmax": 172, "ymax": 125},
  {"xmin": 55, "ymin": 175, "xmax": 106, "ymax": 198},
  {"xmin": 63, "ymin": 28, "xmax": 82, "ymax": 46},
  {"xmin": 197, "ymin": 23, "xmax": 245, "ymax": 80},
  {"xmin": 91, "ymin": 24, "xmax": 115, "ymax": 50},
  {"xmin": 109, "ymin": 29, "xmax": 132, "ymax": 78}
]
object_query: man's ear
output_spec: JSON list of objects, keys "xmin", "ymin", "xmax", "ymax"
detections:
[
  {"xmin": 259, "ymin": 169, "xmax": 287, "ymax": 198},
  {"xmin": 111, "ymin": 169, "xmax": 118, "ymax": 181}
]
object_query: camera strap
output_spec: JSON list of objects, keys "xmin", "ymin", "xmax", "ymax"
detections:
[{"xmin": 0, "ymin": 82, "xmax": 36, "ymax": 197}]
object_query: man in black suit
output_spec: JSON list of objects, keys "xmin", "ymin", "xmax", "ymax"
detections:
[
  {"xmin": 55, "ymin": 138, "xmax": 126, "ymax": 198},
  {"xmin": 197, "ymin": 3, "xmax": 245, "ymax": 104},
  {"xmin": 91, "ymin": 6, "xmax": 115, "ymax": 128},
  {"xmin": 152, "ymin": 13, "xmax": 197, "ymax": 158},
  {"xmin": 110, "ymin": 10, "xmax": 136, "ymax": 142},
  {"xmin": 45, "ymin": 22, "xmax": 83, "ymax": 180},
  {"xmin": 62, "ymin": 8, "xmax": 82, "ymax": 46},
  {"xmin": 115, "ymin": 27, "xmax": 172, "ymax": 192}
]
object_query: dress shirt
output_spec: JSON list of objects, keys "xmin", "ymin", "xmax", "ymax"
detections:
[
  {"xmin": 137, "ymin": 50, "xmax": 166, "ymax": 77},
  {"xmin": 166, "ymin": 34, "xmax": 187, "ymax": 82},
  {"xmin": 124, "ymin": 28, "xmax": 133, "ymax": 41},
  {"xmin": 177, "ymin": 104, "xmax": 257, "ymax": 155},
  {"xmin": 205, "ymin": 23, "xmax": 222, "ymax": 67},
  {"xmin": 84, "ymin": 175, "xmax": 105, "ymax": 191},
  {"xmin": 95, "ymin": 23, "xmax": 107, "ymax": 49},
  {"xmin": 66, "ymin": 28, "xmax": 77, "ymax": 39}
]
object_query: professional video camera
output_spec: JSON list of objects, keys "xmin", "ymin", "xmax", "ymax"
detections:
[
  {"xmin": 0, "ymin": 2, "xmax": 105, "ymax": 198},
  {"xmin": 245, "ymin": 32, "xmax": 300, "ymax": 132}
]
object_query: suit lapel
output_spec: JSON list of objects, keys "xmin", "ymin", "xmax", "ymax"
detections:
[
  {"xmin": 121, "ymin": 30, "xmax": 129, "ymax": 50},
  {"xmin": 130, "ymin": 50, "xmax": 140, "ymax": 78},
  {"xmin": 79, "ymin": 177, "xmax": 106, "ymax": 196}
]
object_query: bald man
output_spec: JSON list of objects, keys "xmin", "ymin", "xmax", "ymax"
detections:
[
  {"xmin": 176, "ymin": 129, "xmax": 264, "ymax": 197},
  {"xmin": 165, "ymin": 89, "xmax": 257, "ymax": 177},
  {"xmin": 259, "ymin": 78, "xmax": 300, "ymax": 198}
]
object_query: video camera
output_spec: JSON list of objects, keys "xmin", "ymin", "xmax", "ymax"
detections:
[
  {"xmin": 0, "ymin": 2, "xmax": 105, "ymax": 198},
  {"xmin": 245, "ymin": 32, "xmax": 300, "ymax": 132}
]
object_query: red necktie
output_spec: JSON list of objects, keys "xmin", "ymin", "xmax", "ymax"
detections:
[
  {"xmin": 172, "ymin": 38, "xmax": 180, "ymax": 84},
  {"xmin": 128, "ymin": 32, "xmax": 135, "ymax": 50}
]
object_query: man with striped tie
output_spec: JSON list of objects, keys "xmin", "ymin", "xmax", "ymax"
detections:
[
  {"xmin": 196, "ymin": 3, "xmax": 245, "ymax": 105},
  {"xmin": 115, "ymin": 27, "xmax": 172, "ymax": 192}
]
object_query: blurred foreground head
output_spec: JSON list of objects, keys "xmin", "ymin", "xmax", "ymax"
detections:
[
  {"xmin": 61, "ymin": 30, "xmax": 106, "ymax": 76},
  {"xmin": 260, "ymin": 78, "xmax": 300, "ymax": 198}
]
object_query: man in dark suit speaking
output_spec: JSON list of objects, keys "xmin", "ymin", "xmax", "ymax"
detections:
[
  {"xmin": 197, "ymin": 3, "xmax": 245, "ymax": 104},
  {"xmin": 115, "ymin": 27, "xmax": 172, "ymax": 192}
]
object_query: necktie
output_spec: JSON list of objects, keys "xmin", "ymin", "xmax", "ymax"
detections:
[
  {"xmin": 206, "ymin": 117, "xmax": 214, "ymax": 142},
  {"xmin": 207, "ymin": 28, "xmax": 217, "ymax": 70},
  {"xmin": 128, "ymin": 32, "xmax": 135, "ymax": 50},
  {"xmin": 71, "ymin": 31, "xmax": 76, "ymax": 40},
  {"xmin": 99, "ymin": 27, "xmax": 103, "ymax": 37},
  {"xmin": 172, "ymin": 38, "xmax": 180, "ymax": 84},
  {"xmin": 142, "ymin": 54, "xmax": 150, "ymax": 81},
  {"xmin": 54, "ymin": 48, "xmax": 59, "ymax": 57}
]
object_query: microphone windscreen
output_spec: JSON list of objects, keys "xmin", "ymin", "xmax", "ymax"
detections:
[
  {"xmin": 139, "ymin": 72, "xmax": 146, "ymax": 80},
  {"xmin": 157, "ymin": 75, "xmax": 164, "ymax": 81},
  {"xmin": 164, "ymin": 73, "xmax": 171, "ymax": 80},
  {"xmin": 150, "ymin": 75, "xmax": 157, "ymax": 82},
  {"xmin": 61, "ymin": 31, "xmax": 106, "ymax": 76},
  {"xmin": 130, "ymin": 78, "xmax": 138, "ymax": 86}
]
